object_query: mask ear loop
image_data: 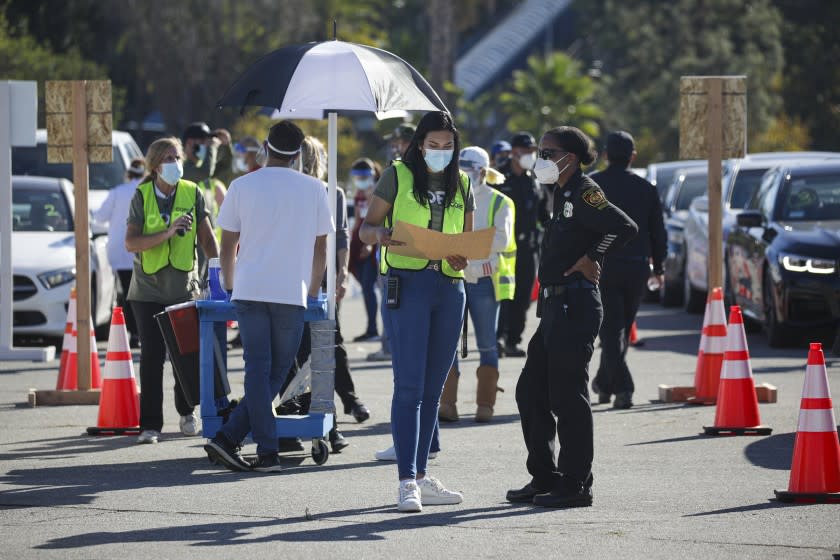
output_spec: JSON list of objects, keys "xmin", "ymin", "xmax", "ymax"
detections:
[{"xmin": 554, "ymin": 153, "xmax": 573, "ymax": 177}]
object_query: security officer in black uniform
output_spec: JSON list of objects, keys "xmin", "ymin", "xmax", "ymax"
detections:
[
  {"xmin": 506, "ymin": 126, "xmax": 638, "ymax": 508},
  {"xmin": 496, "ymin": 132, "xmax": 550, "ymax": 357},
  {"xmin": 590, "ymin": 131, "xmax": 667, "ymax": 409}
]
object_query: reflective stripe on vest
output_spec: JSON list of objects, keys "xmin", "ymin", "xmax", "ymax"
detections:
[
  {"xmin": 380, "ymin": 161, "xmax": 469, "ymax": 279},
  {"xmin": 488, "ymin": 190, "xmax": 517, "ymax": 301},
  {"xmin": 139, "ymin": 180, "xmax": 198, "ymax": 274}
]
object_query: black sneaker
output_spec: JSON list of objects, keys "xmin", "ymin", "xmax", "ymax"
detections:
[
  {"xmin": 503, "ymin": 344, "xmax": 526, "ymax": 358},
  {"xmin": 613, "ymin": 392, "xmax": 633, "ymax": 410},
  {"xmin": 278, "ymin": 437, "xmax": 305, "ymax": 452},
  {"xmin": 329, "ymin": 428, "xmax": 349, "ymax": 452},
  {"xmin": 351, "ymin": 403, "xmax": 370, "ymax": 423},
  {"xmin": 506, "ymin": 482, "xmax": 550, "ymax": 503},
  {"xmin": 532, "ymin": 485, "xmax": 593, "ymax": 508},
  {"xmin": 591, "ymin": 380, "xmax": 611, "ymax": 405},
  {"xmin": 352, "ymin": 332, "xmax": 379, "ymax": 342},
  {"xmin": 250, "ymin": 453, "xmax": 284, "ymax": 473},
  {"xmin": 204, "ymin": 434, "xmax": 250, "ymax": 472}
]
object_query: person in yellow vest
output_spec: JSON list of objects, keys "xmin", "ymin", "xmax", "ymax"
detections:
[
  {"xmin": 438, "ymin": 146, "xmax": 515, "ymax": 423},
  {"xmin": 360, "ymin": 111, "xmax": 472, "ymax": 512},
  {"xmin": 125, "ymin": 137, "xmax": 220, "ymax": 445}
]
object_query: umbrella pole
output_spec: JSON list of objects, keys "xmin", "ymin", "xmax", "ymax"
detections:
[{"xmin": 327, "ymin": 111, "xmax": 338, "ymax": 321}]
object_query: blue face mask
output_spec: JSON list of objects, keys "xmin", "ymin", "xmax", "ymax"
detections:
[{"xmin": 423, "ymin": 148, "xmax": 453, "ymax": 173}]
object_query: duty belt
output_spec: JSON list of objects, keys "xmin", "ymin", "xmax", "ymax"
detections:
[{"xmin": 542, "ymin": 279, "xmax": 596, "ymax": 298}]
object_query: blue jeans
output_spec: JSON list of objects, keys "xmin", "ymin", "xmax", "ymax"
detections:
[
  {"xmin": 386, "ymin": 269, "xmax": 465, "ymax": 479},
  {"xmin": 465, "ymin": 276, "xmax": 500, "ymax": 368},
  {"xmin": 220, "ymin": 300, "xmax": 304, "ymax": 456},
  {"xmin": 358, "ymin": 258, "xmax": 379, "ymax": 336}
]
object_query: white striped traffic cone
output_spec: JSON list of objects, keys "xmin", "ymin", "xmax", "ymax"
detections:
[{"xmin": 690, "ymin": 287, "xmax": 727, "ymax": 404}]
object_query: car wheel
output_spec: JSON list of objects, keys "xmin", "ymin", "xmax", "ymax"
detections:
[
  {"xmin": 683, "ymin": 264, "xmax": 706, "ymax": 314},
  {"xmin": 763, "ymin": 268, "xmax": 788, "ymax": 347}
]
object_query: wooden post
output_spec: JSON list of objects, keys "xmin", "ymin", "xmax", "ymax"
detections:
[
  {"xmin": 707, "ymin": 78, "xmax": 724, "ymax": 291},
  {"xmin": 72, "ymin": 81, "xmax": 92, "ymax": 390}
]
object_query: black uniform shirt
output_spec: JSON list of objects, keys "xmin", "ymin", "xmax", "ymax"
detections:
[
  {"xmin": 496, "ymin": 161, "xmax": 548, "ymax": 244},
  {"xmin": 539, "ymin": 169, "xmax": 639, "ymax": 285},
  {"xmin": 589, "ymin": 165, "xmax": 667, "ymax": 274}
]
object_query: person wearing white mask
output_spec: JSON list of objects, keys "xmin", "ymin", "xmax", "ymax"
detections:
[
  {"xmin": 92, "ymin": 157, "xmax": 146, "ymax": 347},
  {"xmin": 360, "ymin": 111, "xmax": 473, "ymax": 512},
  {"xmin": 348, "ymin": 158, "xmax": 383, "ymax": 342},
  {"xmin": 495, "ymin": 132, "xmax": 549, "ymax": 358},
  {"xmin": 125, "ymin": 137, "xmax": 219, "ymax": 445},
  {"xmin": 438, "ymin": 146, "xmax": 515, "ymax": 423},
  {"xmin": 234, "ymin": 136, "xmax": 263, "ymax": 174}
]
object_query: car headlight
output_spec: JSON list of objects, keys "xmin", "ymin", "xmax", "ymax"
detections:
[
  {"xmin": 37, "ymin": 267, "xmax": 76, "ymax": 289},
  {"xmin": 779, "ymin": 253, "xmax": 836, "ymax": 275}
]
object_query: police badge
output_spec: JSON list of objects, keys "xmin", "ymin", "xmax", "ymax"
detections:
[{"xmin": 563, "ymin": 201, "xmax": 573, "ymax": 218}]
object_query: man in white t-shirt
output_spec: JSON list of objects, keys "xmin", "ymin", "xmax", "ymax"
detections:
[{"xmin": 204, "ymin": 120, "xmax": 334, "ymax": 473}]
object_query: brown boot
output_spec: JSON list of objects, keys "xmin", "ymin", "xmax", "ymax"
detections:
[
  {"xmin": 475, "ymin": 365, "xmax": 500, "ymax": 422},
  {"xmin": 438, "ymin": 367, "xmax": 459, "ymax": 422}
]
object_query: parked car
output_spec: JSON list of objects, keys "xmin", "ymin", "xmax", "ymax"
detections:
[
  {"xmin": 726, "ymin": 161, "xmax": 840, "ymax": 347},
  {"xmin": 646, "ymin": 159, "xmax": 705, "ymax": 202},
  {"xmin": 683, "ymin": 152, "xmax": 840, "ymax": 313},
  {"xmin": 659, "ymin": 167, "xmax": 709, "ymax": 306},
  {"xmin": 11, "ymin": 129, "xmax": 144, "ymax": 230},
  {"xmin": 11, "ymin": 176, "xmax": 117, "ymax": 344}
]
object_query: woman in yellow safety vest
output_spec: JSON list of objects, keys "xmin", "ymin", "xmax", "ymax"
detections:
[
  {"xmin": 360, "ymin": 111, "xmax": 473, "ymax": 512},
  {"xmin": 438, "ymin": 146, "xmax": 516, "ymax": 424},
  {"xmin": 125, "ymin": 137, "xmax": 219, "ymax": 445}
]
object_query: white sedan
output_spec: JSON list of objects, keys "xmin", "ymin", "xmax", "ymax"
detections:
[{"xmin": 12, "ymin": 176, "xmax": 117, "ymax": 344}]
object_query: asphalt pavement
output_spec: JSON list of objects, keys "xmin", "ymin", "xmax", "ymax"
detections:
[{"xmin": 1, "ymin": 292, "xmax": 838, "ymax": 559}]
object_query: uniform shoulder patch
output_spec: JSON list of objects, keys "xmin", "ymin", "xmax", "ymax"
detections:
[{"xmin": 582, "ymin": 187, "xmax": 608, "ymax": 209}]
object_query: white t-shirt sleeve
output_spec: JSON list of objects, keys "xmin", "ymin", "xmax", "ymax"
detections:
[
  {"xmin": 316, "ymin": 186, "xmax": 335, "ymax": 236},
  {"xmin": 216, "ymin": 182, "xmax": 240, "ymax": 232}
]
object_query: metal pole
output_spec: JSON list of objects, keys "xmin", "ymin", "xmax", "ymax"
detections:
[{"xmin": 327, "ymin": 112, "xmax": 337, "ymax": 320}]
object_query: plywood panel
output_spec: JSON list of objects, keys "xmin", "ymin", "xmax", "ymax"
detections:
[{"xmin": 680, "ymin": 76, "xmax": 747, "ymax": 159}]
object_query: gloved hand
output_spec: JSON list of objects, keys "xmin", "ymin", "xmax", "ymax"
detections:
[{"xmin": 306, "ymin": 293, "xmax": 328, "ymax": 321}]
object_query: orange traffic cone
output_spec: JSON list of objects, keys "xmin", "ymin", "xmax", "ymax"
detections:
[
  {"xmin": 629, "ymin": 321, "xmax": 643, "ymax": 346},
  {"xmin": 689, "ymin": 287, "xmax": 727, "ymax": 404},
  {"xmin": 87, "ymin": 307, "xmax": 140, "ymax": 435},
  {"xmin": 55, "ymin": 288, "xmax": 77, "ymax": 390},
  {"xmin": 531, "ymin": 278, "xmax": 540, "ymax": 303},
  {"xmin": 56, "ymin": 288, "xmax": 76, "ymax": 385},
  {"xmin": 703, "ymin": 305, "xmax": 772, "ymax": 435},
  {"xmin": 57, "ymin": 314, "xmax": 102, "ymax": 391},
  {"xmin": 775, "ymin": 343, "xmax": 840, "ymax": 503}
]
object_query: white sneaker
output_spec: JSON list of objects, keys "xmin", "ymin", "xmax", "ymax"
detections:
[
  {"xmin": 179, "ymin": 412, "xmax": 200, "ymax": 436},
  {"xmin": 418, "ymin": 476, "xmax": 463, "ymax": 505},
  {"xmin": 136, "ymin": 430, "xmax": 160, "ymax": 444},
  {"xmin": 398, "ymin": 480, "xmax": 422, "ymax": 512},
  {"xmin": 375, "ymin": 445, "xmax": 438, "ymax": 462}
]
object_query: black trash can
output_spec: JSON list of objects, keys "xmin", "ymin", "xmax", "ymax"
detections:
[{"xmin": 155, "ymin": 307, "xmax": 229, "ymax": 407}]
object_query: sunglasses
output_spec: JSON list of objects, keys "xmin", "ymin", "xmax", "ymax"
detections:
[{"xmin": 539, "ymin": 149, "xmax": 570, "ymax": 160}]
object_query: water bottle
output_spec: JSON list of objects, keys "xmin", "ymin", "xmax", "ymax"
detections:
[
  {"xmin": 647, "ymin": 264, "xmax": 661, "ymax": 291},
  {"xmin": 208, "ymin": 258, "xmax": 226, "ymax": 300}
]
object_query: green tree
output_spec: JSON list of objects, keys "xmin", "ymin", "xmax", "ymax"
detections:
[
  {"xmin": 0, "ymin": 12, "xmax": 120, "ymax": 126},
  {"xmin": 499, "ymin": 52, "xmax": 603, "ymax": 138},
  {"xmin": 576, "ymin": 0, "xmax": 784, "ymax": 162}
]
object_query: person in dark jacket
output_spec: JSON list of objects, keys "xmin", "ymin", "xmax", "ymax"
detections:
[
  {"xmin": 506, "ymin": 126, "xmax": 638, "ymax": 508},
  {"xmin": 589, "ymin": 131, "xmax": 667, "ymax": 409}
]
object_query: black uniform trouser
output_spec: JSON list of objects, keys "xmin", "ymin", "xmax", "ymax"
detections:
[
  {"xmin": 131, "ymin": 301, "xmax": 194, "ymax": 432},
  {"xmin": 281, "ymin": 303, "xmax": 361, "ymax": 413},
  {"xmin": 593, "ymin": 260, "xmax": 649, "ymax": 395},
  {"xmin": 515, "ymin": 287, "xmax": 602, "ymax": 489},
  {"xmin": 499, "ymin": 246, "xmax": 537, "ymax": 346}
]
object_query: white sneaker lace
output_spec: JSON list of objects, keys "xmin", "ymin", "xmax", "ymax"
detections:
[
  {"xmin": 400, "ymin": 482, "xmax": 419, "ymax": 502},
  {"xmin": 421, "ymin": 477, "xmax": 448, "ymax": 495}
]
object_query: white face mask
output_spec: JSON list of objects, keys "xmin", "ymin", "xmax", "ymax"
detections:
[
  {"xmin": 158, "ymin": 160, "xmax": 183, "ymax": 185},
  {"xmin": 352, "ymin": 176, "xmax": 375, "ymax": 190},
  {"xmin": 464, "ymin": 170, "xmax": 483, "ymax": 187},
  {"xmin": 234, "ymin": 157, "xmax": 249, "ymax": 173},
  {"xmin": 533, "ymin": 153, "xmax": 571, "ymax": 185},
  {"xmin": 518, "ymin": 152, "xmax": 537, "ymax": 170}
]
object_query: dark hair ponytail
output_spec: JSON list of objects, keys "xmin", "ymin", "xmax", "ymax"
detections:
[
  {"xmin": 401, "ymin": 111, "xmax": 462, "ymax": 207},
  {"xmin": 544, "ymin": 126, "xmax": 597, "ymax": 166}
]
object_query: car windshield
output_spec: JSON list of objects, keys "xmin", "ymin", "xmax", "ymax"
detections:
[
  {"xmin": 730, "ymin": 169, "xmax": 768, "ymax": 209},
  {"xmin": 781, "ymin": 174, "xmax": 840, "ymax": 221},
  {"xmin": 12, "ymin": 144, "xmax": 125, "ymax": 190},
  {"xmin": 12, "ymin": 186, "xmax": 73, "ymax": 232},
  {"xmin": 676, "ymin": 174, "xmax": 707, "ymax": 210}
]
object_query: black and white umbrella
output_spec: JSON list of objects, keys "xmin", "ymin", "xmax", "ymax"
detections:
[{"xmin": 218, "ymin": 39, "xmax": 447, "ymax": 319}]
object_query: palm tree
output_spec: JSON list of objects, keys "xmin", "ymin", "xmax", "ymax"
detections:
[{"xmin": 500, "ymin": 52, "xmax": 603, "ymax": 138}]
